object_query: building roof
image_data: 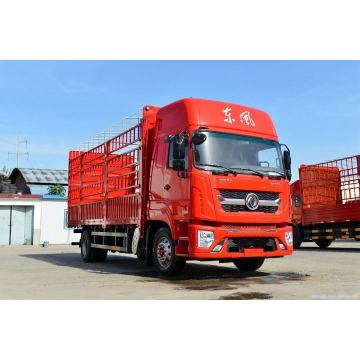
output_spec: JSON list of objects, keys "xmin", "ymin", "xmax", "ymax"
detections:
[
  {"xmin": 0, "ymin": 193, "xmax": 42, "ymax": 200},
  {"xmin": 10, "ymin": 168, "xmax": 68, "ymax": 185},
  {"xmin": 42, "ymin": 194, "xmax": 68, "ymax": 200}
]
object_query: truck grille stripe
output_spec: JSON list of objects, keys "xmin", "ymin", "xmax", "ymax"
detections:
[{"xmin": 219, "ymin": 190, "xmax": 280, "ymax": 213}]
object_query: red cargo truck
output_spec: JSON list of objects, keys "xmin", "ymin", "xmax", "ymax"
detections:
[
  {"xmin": 68, "ymin": 98, "xmax": 293, "ymax": 275},
  {"xmin": 291, "ymin": 155, "xmax": 360, "ymax": 249}
]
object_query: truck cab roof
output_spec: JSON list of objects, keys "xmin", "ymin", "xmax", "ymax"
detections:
[{"xmin": 156, "ymin": 98, "xmax": 279, "ymax": 141}]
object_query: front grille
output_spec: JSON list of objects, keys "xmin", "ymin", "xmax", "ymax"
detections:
[
  {"xmin": 219, "ymin": 190, "xmax": 280, "ymax": 213},
  {"xmin": 227, "ymin": 238, "xmax": 277, "ymax": 252},
  {"xmin": 220, "ymin": 190, "xmax": 279, "ymax": 201}
]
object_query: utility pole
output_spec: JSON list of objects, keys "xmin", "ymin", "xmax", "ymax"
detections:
[{"xmin": 8, "ymin": 136, "xmax": 29, "ymax": 168}]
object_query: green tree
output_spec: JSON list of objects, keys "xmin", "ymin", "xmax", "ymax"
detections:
[
  {"xmin": 47, "ymin": 183, "xmax": 66, "ymax": 197},
  {"xmin": 0, "ymin": 166, "xmax": 10, "ymax": 181}
]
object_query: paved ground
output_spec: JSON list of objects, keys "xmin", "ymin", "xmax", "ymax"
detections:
[{"xmin": 0, "ymin": 242, "xmax": 360, "ymax": 299}]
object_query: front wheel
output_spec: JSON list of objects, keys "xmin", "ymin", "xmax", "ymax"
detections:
[
  {"xmin": 233, "ymin": 258, "xmax": 265, "ymax": 272},
  {"xmin": 315, "ymin": 239, "xmax": 333, "ymax": 249},
  {"xmin": 153, "ymin": 228, "xmax": 186, "ymax": 276}
]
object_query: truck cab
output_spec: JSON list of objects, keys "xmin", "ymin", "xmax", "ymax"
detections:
[{"xmin": 146, "ymin": 98, "xmax": 293, "ymax": 273}]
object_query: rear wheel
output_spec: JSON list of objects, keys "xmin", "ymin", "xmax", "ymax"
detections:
[
  {"xmin": 293, "ymin": 225, "xmax": 303, "ymax": 249},
  {"xmin": 233, "ymin": 258, "xmax": 265, "ymax": 272},
  {"xmin": 80, "ymin": 230, "xmax": 108, "ymax": 263},
  {"xmin": 81, "ymin": 230, "xmax": 94, "ymax": 262},
  {"xmin": 153, "ymin": 228, "xmax": 186, "ymax": 276},
  {"xmin": 315, "ymin": 239, "xmax": 333, "ymax": 249}
]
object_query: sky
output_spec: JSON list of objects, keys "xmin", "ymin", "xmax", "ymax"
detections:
[{"xmin": 0, "ymin": 61, "xmax": 359, "ymax": 179}]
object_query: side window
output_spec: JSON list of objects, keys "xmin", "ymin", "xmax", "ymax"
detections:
[
  {"xmin": 168, "ymin": 142, "xmax": 189, "ymax": 169},
  {"xmin": 258, "ymin": 147, "xmax": 281, "ymax": 169}
]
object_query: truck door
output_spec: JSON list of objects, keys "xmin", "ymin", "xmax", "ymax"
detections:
[
  {"xmin": 148, "ymin": 101, "xmax": 191, "ymax": 238},
  {"xmin": 148, "ymin": 137, "xmax": 190, "ymax": 221},
  {"xmin": 162, "ymin": 138, "xmax": 191, "ymax": 220}
]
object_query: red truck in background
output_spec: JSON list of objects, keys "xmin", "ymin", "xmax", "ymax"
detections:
[
  {"xmin": 291, "ymin": 155, "xmax": 360, "ymax": 249},
  {"xmin": 68, "ymin": 98, "xmax": 293, "ymax": 276}
]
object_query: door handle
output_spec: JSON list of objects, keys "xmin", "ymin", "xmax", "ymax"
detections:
[{"xmin": 164, "ymin": 184, "xmax": 171, "ymax": 191}]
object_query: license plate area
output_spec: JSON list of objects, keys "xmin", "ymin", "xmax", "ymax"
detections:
[{"xmin": 227, "ymin": 237, "xmax": 276, "ymax": 253}]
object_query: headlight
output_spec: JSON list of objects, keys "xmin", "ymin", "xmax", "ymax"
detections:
[
  {"xmin": 285, "ymin": 231, "xmax": 293, "ymax": 246},
  {"xmin": 198, "ymin": 230, "xmax": 215, "ymax": 248}
]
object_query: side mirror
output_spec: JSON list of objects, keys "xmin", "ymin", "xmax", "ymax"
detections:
[
  {"xmin": 173, "ymin": 159, "xmax": 185, "ymax": 171},
  {"xmin": 283, "ymin": 150, "xmax": 292, "ymax": 180},
  {"xmin": 192, "ymin": 132, "xmax": 207, "ymax": 146},
  {"xmin": 173, "ymin": 134, "xmax": 187, "ymax": 160}
]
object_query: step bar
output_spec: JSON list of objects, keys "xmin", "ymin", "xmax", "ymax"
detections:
[{"xmin": 90, "ymin": 243, "xmax": 127, "ymax": 252}]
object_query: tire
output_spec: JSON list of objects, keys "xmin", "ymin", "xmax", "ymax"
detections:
[
  {"xmin": 80, "ymin": 230, "xmax": 95, "ymax": 263},
  {"xmin": 80, "ymin": 230, "xmax": 108, "ymax": 263},
  {"xmin": 293, "ymin": 225, "xmax": 303, "ymax": 249},
  {"xmin": 315, "ymin": 239, "xmax": 333, "ymax": 249},
  {"xmin": 233, "ymin": 258, "xmax": 265, "ymax": 272},
  {"xmin": 152, "ymin": 228, "xmax": 186, "ymax": 276}
]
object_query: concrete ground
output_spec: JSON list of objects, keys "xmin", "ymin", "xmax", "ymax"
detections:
[{"xmin": 0, "ymin": 241, "xmax": 360, "ymax": 299}]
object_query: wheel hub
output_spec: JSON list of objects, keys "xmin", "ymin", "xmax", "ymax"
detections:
[{"xmin": 156, "ymin": 237, "xmax": 172, "ymax": 270}]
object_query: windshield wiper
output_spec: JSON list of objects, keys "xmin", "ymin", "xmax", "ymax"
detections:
[
  {"xmin": 198, "ymin": 164, "xmax": 264, "ymax": 178},
  {"xmin": 229, "ymin": 167, "xmax": 264, "ymax": 178},
  {"xmin": 197, "ymin": 164, "xmax": 279, "ymax": 179},
  {"xmin": 197, "ymin": 163, "xmax": 238, "ymax": 175}
]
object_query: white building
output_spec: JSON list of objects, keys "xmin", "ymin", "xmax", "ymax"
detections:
[
  {"xmin": 0, "ymin": 167, "xmax": 80, "ymax": 246},
  {"xmin": 0, "ymin": 194, "xmax": 80, "ymax": 246}
]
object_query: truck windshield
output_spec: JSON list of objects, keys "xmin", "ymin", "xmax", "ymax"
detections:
[{"xmin": 193, "ymin": 131, "xmax": 284, "ymax": 175}]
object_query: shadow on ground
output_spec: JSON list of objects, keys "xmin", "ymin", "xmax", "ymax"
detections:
[
  {"xmin": 21, "ymin": 251, "xmax": 265, "ymax": 280},
  {"xmin": 21, "ymin": 252, "xmax": 310, "ymax": 299}
]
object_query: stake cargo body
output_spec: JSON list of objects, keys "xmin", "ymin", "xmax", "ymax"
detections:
[
  {"xmin": 291, "ymin": 155, "xmax": 360, "ymax": 248},
  {"xmin": 69, "ymin": 126, "xmax": 141, "ymax": 227},
  {"xmin": 69, "ymin": 98, "xmax": 293, "ymax": 275}
]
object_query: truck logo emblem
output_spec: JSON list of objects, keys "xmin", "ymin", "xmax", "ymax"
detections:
[
  {"xmin": 222, "ymin": 107, "xmax": 256, "ymax": 127},
  {"xmin": 240, "ymin": 111, "xmax": 256, "ymax": 127},
  {"xmin": 223, "ymin": 107, "xmax": 235, "ymax": 124},
  {"xmin": 245, "ymin": 193, "xmax": 260, "ymax": 211}
]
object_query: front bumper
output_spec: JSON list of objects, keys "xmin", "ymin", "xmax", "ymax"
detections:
[{"xmin": 187, "ymin": 224, "xmax": 293, "ymax": 259}]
